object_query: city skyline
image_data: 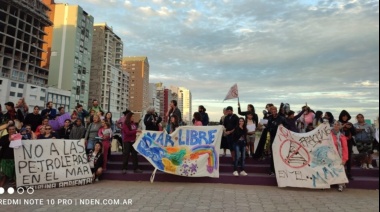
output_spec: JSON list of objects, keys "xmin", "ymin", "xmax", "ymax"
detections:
[{"xmin": 55, "ymin": 1, "xmax": 379, "ymax": 121}]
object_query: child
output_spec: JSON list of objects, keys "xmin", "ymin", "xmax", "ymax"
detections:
[
  {"xmin": 193, "ymin": 112, "xmax": 203, "ymax": 126},
  {"xmin": 98, "ymin": 121, "xmax": 112, "ymax": 170}
]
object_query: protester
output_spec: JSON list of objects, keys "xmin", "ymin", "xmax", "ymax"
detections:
[
  {"xmin": 21, "ymin": 125, "xmax": 35, "ymax": 140},
  {"xmin": 324, "ymin": 112, "xmax": 335, "ymax": 127},
  {"xmin": 144, "ymin": 107, "xmax": 162, "ymax": 131},
  {"xmin": 88, "ymin": 142, "xmax": 104, "ymax": 182},
  {"xmin": 57, "ymin": 107, "xmax": 65, "ymax": 116},
  {"xmin": 104, "ymin": 112, "xmax": 115, "ymax": 132},
  {"xmin": 198, "ymin": 105, "xmax": 209, "ymax": 126},
  {"xmin": 24, "ymin": 106, "xmax": 43, "ymax": 132},
  {"xmin": 0, "ymin": 125, "xmax": 17, "ymax": 187},
  {"xmin": 166, "ymin": 100, "xmax": 182, "ymax": 129},
  {"xmin": 354, "ymin": 114, "xmax": 375, "ymax": 169},
  {"xmin": 35, "ymin": 118, "xmax": 49, "ymax": 138},
  {"xmin": 98, "ymin": 120, "xmax": 112, "ymax": 170},
  {"xmin": 37, "ymin": 125, "xmax": 56, "ymax": 139},
  {"xmin": 313, "ymin": 111, "xmax": 324, "ymax": 128},
  {"xmin": 170, "ymin": 115, "xmax": 180, "ymax": 133},
  {"xmin": 85, "ymin": 114, "xmax": 102, "ymax": 154},
  {"xmin": 300, "ymin": 106, "xmax": 315, "ymax": 132},
  {"xmin": 58, "ymin": 119, "xmax": 72, "ymax": 139},
  {"xmin": 338, "ymin": 110, "xmax": 356, "ymax": 180},
  {"xmin": 223, "ymin": 106, "xmax": 239, "ymax": 163},
  {"xmin": 267, "ymin": 106, "xmax": 288, "ymax": 175},
  {"xmin": 76, "ymin": 104, "xmax": 89, "ymax": 126},
  {"xmin": 4, "ymin": 102, "xmax": 24, "ymax": 129},
  {"xmin": 219, "ymin": 108, "xmax": 229, "ymax": 156},
  {"xmin": 121, "ymin": 112, "xmax": 143, "ymax": 174},
  {"xmin": 88, "ymin": 99, "xmax": 105, "ymax": 115},
  {"xmin": 193, "ymin": 112, "xmax": 203, "ymax": 126},
  {"xmin": 41, "ymin": 101, "xmax": 57, "ymax": 120},
  {"xmin": 253, "ymin": 104, "xmax": 273, "ymax": 160},
  {"xmin": 69, "ymin": 119, "xmax": 86, "ymax": 140},
  {"xmin": 233, "ymin": 117, "xmax": 248, "ymax": 176},
  {"xmin": 238, "ymin": 103, "xmax": 259, "ymax": 125},
  {"xmin": 15, "ymin": 97, "xmax": 29, "ymax": 118},
  {"xmin": 71, "ymin": 111, "xmax": 78, "ymax": 123},
  {"xmin": 116, "ymin": 109, "xmax": 131, "ymax": 152},
  {"xmin": 246, "ymin": 112, "xmax": 257, "ymax": 157},
  {"xmin": 331, "ymin": 121, "xmax": 349, "ymax": 192},
  {"xmin": 286, "ymin": 109, "xmax": 305, "ymax": 133}
]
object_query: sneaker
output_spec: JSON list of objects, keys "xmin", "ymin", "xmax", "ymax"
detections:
[
  {"xmin": 240, "ymin": 171, "xmax": 248, "ymax": 176},
  {"xmin": 338, "ymin": 185, "xmax": 344, "ymax": 192},
  {"xmin": 361, "ymin": 164, "xmax": 368, "ymax": 169},
  {"xmin": 368, "ymin": 164, "xmax": 374, "ymax": 169},
  {"xmin": 233, "ymin": 171, "xmax": 239, "ymax": 176},
  {"xmin": 95, "ymin": 178, "xmax": 99, "ymax": 182},
  {"xmin": 122, "ymin": 169, "xmax": 127, "ymax": 174},
  {"xmin": 134, "ymin": 169, "xmax": 143, "ymax": 173},
  {"xmin": 269, "ymin": 172, "xmax": 275, "ymax": 176}
]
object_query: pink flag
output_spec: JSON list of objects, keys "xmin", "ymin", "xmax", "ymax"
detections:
[{"xmin": 224, "ymin": 84, "xmax": 239, "ymax": 101}]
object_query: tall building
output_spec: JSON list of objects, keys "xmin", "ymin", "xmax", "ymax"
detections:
[
  {"xmin": 122, "ymin": 57, "xmax": 149, "ymax": 113},
  {"xmin": 89, "ymin": 23, "xmax": 125, "ymax": 117},
  {"xmin": 45, "ymin": 3, "xmax": 94, "ymax": 110},
  {"xmin": 148, "ymin": 83, "xmax": 160, "ymax": 113},
  {"xmin": 179, "ymin": 87, "xmax": 192, "ymax": 125},
  {"xmin": 0, "ymin": 0, "xmax": 52, "ymax": 87}
]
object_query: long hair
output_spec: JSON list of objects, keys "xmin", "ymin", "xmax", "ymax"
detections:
[
  {"xmin": 170, "ymin": 114, "xmax": 179, "ymax": 129},
  {"xmin": 105, "ymin": 112, "xmax": 113, "ymax": 124},
  {"xmin": 125, "ymin": 112, "xmax": 135, "ymax": 130},
  {"xmin": 239, "ymin": 117, "xmax": 247, "ymax": 132},
  {"xmin": 248, "ymin": 104, "xmax": 256, "ymax": 114},
  {"xmin": 193, "ymin": 112, "xmax": 202, "ymax": 122},
  {"xmin": 325, "ymin": 112, "xmax": 335, "ymax": 124},
  {"xmin": 315, "ymin": 111, "xmax": 323, "ymax": 123}
]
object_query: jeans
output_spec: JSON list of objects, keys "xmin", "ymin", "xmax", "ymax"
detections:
[
  {"xmin": 122, "ymin": 142, "xmax": 138, "ymax": 170},
  {"xmin": 234, "ymin": 140, "xmax": 246, "ymax": 171}
]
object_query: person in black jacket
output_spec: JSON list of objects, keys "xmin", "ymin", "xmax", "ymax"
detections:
[
  {"xmin": 144, "ymin": 107, "xmax": 162, "ymax": 131},
  {"xmin": 88, "ymin": 142, "xmax": 104, "ymax": 182},
  {"xmin": 223, "ymin": 106, "xmax": 239, "ymax": 163},
  {"xmin": 339, "ymin": 110, "xmax": 356, "ymax": 180},
  {"xmin": 232, "ymin": 117, "xmax": 248, "ymax": 176},
  {"xmin": 253, "ymin": 103, "xmax": 274, "ymax": 160},
  {"xmin": 238, "ymin": 103, "xmax": 259, "ymax": 125},
  {"xmin": 24, "ymin": 106, "xmax": 43, "ymax": 132},
  {"xmin": 58, "ymin": 119, "xmax": 72, "ymax": 139},
  {"xmin": 267, "ymin": 106, "xmax": 288, "ymax": 175}
]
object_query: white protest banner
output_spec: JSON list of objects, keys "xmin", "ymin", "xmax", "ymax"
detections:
[
  {"xmin": 273, "ymin": 123, "xmax": 348, "ymax": 189},
  {"xmin": 224, "ymin": 83, "xmax": 239, "ymax": 101},
  {"xmin": 133, "ymin": 126, "xmax": 223, "ymax": 178},
  {"xmin": 14, "ymin": 139, "xmax": 93, "ymax": 190}
]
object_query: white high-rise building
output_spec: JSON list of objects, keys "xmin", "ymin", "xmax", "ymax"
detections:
[
  {"xmin": 170, "ymin": 86, "xmax": 192, "ymax": 125},
  {"xmin": 148, "ymin": 83, "xmax": 160, "ymax": 113}
]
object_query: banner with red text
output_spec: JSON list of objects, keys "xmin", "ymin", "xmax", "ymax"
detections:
[{"xmin": 273, "ymin": 123, "xmax": 348, "ymax": 189}]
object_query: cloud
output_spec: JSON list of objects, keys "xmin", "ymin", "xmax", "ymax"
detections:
[{"xmin": 57, "ymin": 0, "xmax": 379, "ymax": 121}]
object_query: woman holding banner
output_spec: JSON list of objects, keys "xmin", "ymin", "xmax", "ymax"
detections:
[
  {"xmin": 331, "ymin": 121, "xmax": 349, "ymax": 192},
  {"xmin": 0, "ymin": 125, "xmax": 17, "ymax": 187}
]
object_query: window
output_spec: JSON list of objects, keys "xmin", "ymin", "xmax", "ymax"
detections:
[
  {"xmin": 30, "ymin": 95, "xmax": 37, "ymax": 100},
  {"xmin": 40, "ymin": 96, "xmax": 45, "ymax": 101},
  {"xmin": 18, "ymin": 83, "xmax": 24, "ymax": 89},
  {"xmin": 11, "ymin": 82, "xmax": 17, "ymax": 87},
  {"xmin": 10, "ymin": 91, "xmax": 15, "ymax": 96},
  {"xmin": 17, "ymin": 93, "xmax": 23, "ymax": 97}
]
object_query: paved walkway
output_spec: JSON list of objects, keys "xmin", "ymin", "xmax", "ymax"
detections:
[{"xmin": 0, "ymin": 181, "xmax": 378, "ymax": 212}]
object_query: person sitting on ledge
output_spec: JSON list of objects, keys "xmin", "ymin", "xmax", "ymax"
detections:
[{"xmin": 88, "ymin": 142, "xmax": 104, "ymax": 182}]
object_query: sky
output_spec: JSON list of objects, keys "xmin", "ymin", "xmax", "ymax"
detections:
[{"xmin": 60, "ymin": 0, "xmax": 379, "ymax": 122}]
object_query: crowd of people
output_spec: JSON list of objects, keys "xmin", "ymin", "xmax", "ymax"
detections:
[
  {"xmin": 219, "ymin": 102, "xmax": 379, "ymax": 192},
  {"xmin": 0, "ymin": 98, "xmax": 379, "ymax": 192}
]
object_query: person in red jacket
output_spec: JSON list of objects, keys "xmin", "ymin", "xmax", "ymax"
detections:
[
  {"xmin": 121, "ymin": 112, "xmax": 142, "ymax": 174},
  {"xmin": 331, "ymin": 121, "xmax": 349, "ymax": 192}
]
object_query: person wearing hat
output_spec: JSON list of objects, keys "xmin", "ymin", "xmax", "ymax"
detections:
[{"xmin": 223, "ymin": 106, "xmax": 239, "ymax": 163}]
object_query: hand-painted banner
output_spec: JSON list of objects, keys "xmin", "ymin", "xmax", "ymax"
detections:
[
  {"xmin": 133, "ymin": 126, "xmax": 223, "ymax": 178},
  {"xmin": 273, "ymin": 123, "xmax": 348, "ymax": 189},
  {"xmin": 14, "ymin": 139, "xmax": 93, "ymax": 190}
]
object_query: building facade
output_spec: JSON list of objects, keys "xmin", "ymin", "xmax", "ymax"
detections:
[
  {"xmin": 170, "ymin": 86, "xmax": 192, "ymax": 125},
  {"xmin": 0, "ymin": 77, "xmax": 70, "ymax": 112},
  {"xmin": 148, "ymin": 83, "xmax": 160, "ymax": 113},
  {"xmin": 89, "ymin": 23, "xmax": 125, "ymax": 117},
  {"xmin": 0, "ymin": 0, "xmax": 52, "ymax": 88},
  {"xmin": 122, "ymin": 57, "xmax": 149, "ymax": 113},
  {"xmin": 45, "ymin": 3, "xmax": 93, "ymax": 110}
]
